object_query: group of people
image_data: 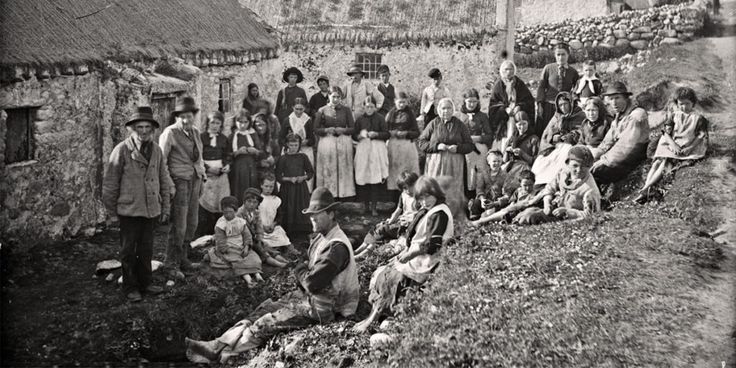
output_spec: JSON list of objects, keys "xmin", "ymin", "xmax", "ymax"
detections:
[{"xmin": 101, "ymin": 40, "xmax": 709, "ymax": 363}]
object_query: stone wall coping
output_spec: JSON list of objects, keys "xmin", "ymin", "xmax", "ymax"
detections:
[{"xmin": 4, "ymin": 159, "xmax": 38, "ymax": 169}]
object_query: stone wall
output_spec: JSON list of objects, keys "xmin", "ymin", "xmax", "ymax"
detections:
[
  {"xmin": 226, "ymin": 42, "xmax": 500, "ymax": 118},
  {"xmin": 517, "ymin": 0, "xmax": 609, "ymax": 26},
  {"xmin": 0, "ymin": 73, "xmax": 147, "ymax": 242},
  {"xmin": 514, "ymin": 2, "xmax": 707, "ymax": 67}
]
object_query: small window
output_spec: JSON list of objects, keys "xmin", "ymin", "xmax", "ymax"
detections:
[
  {"xmin": 218, "ymin": 79, "xmax": 232, "ymax": 113},
  {"xmin": 4, "ymin": 107, "xmax": 36, "ymax": 165},
  {"xmin": 355, "ymin": 53, "xmax": 383, "ymax": 79}
]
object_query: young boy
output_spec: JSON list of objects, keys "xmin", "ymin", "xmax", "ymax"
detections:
[
  {"xmin": 514, "ymin": 146, "xmax": 600, "ymax": 224},
  {"xmin": 236, "ymin": 188, "xmax": 289, "ymax": 268},
  {"xmin": 354, "ymin": 171, "xmax": 419, "ymax": 260},
  {"xmin": 573, "ymin": 60, "xmax": 603, "ymax": 107},
  {"xmin": 470, "ymin": 170, "xmax": 538, "ymax": 226},
  {"xmin": 469, "ymin": 150, "xmax": 507, "ymax": 220}
]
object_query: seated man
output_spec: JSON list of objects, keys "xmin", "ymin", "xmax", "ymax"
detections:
[
  {"xmin": 591, "ymin": 82, "xmax": 650, "ymax": 200},
  {"xmin": 185, "ymin": 188, "xmax": 359, "ymax": 363}
]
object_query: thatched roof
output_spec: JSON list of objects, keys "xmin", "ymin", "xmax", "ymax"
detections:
[
  {"xmin": 0, "ymin": 0, "xmax": 279, "ymax": 68},
  {"xmin": 242, "ymin": 0, "xmax": 498, "ymax": 47}
]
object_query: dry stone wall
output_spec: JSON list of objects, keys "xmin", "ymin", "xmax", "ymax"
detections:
[{"xmin": 514, "ymin": 2, "xmax": 708, "ymax": 67}]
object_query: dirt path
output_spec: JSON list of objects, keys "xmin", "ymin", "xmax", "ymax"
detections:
[{"xmin": 690, "ymin": 10, "xmax": 736, "ymax": 365}]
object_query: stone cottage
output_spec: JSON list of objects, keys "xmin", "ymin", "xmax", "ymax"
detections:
[
  {"xmin": 0, "ymin": 0, "xmax": 280, "ymax": 243},
  {"xmin": 241, "ymin": 0, "xmax": 504, "ymax": 113}
]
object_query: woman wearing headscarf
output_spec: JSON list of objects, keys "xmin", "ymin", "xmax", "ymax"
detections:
[
  {"xmin": 454, "ymin": 88, "xmax": 494, "ymax": 194},
  {"xmin": 488, "ymin": 60, "xmax": 535, "ymax": 151},
  {"xmin": 531, "ymin": 92, "xmax": 586, "ymax": 185},
  {"xmin": 418, "ymin": 98, "xmax": 474, "ymax": 210},
  {"xmin": 275, "ymin": 67, "xmax": 309, "ymax": 124}
]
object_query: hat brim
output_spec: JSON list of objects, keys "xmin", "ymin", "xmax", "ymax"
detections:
[
  {"xmin": 301, "ymin": 201, "xmax": 340, "ymax": 215},
  {"xmin": 347, "ymin": 70, "xmax": 365, "ymax": 76},
  {"xmin": 126, "ymin": 118, "xmax": 160, "ymax": 128},
  {"xmin": 173, "ymin": 108, "xmax": 200, "ymax": 115},
  {"xmin": 601, "ymin": 91, "xmax": 633, "ymax": 97},
  {"xmin": 283, "ymin": 68, "xmax": 304, "ymax": 83}
]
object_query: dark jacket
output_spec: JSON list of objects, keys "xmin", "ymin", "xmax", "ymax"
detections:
[{"xmin": 487, "ymin": 76, "xmax": 535, "ymax": 140}]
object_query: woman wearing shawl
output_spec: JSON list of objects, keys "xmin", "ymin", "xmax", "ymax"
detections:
[
  {"xmin": 280, "ymin": 97, "xmax": 316, "ymax": 191},
  {"xmin": 487, "ymin": 60, "xmax": 535, "ymax": 151},
  {"xmin": 229, "ymin": 109, "xmax": 263, "ymax": 204},
  {"xmin": 196, "ymin": 111, "xmax": 232, "ymax": 237},
  {"xmin": 242, "ymin": 83, "xmax": 262, "ymax": 115},
  {"xmin": 531, "ymin": 92, "xmax": 586, "ymax": 185}
]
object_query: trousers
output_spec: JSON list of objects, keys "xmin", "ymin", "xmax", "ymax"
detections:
[
  {"xmin": 166, "ymin": 175, "xmax": 202, "ymax": 269},
  {"xmin": 119, "ymin": 215, "xmax": 156, "ymax": 293}
]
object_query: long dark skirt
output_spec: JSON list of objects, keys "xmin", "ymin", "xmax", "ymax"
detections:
[
  {"xmin": 229, "ymin": 155, "xmax": 259, "ymax": 204},
  {"xmin": 279, "ymin": 181, "xmax": 312, "ymax": 234}
]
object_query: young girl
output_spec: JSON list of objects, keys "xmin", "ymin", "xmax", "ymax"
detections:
[
  {"xmin": 255, "ymin": 100, "xmax": 282, "ymax": 141},
  {"xmin": 355, "ymin": 171, "xmax": 420, "ymax": 260},
  {"xmin": 275, "ymin": 67, "xmax": 309, "ymax": 123},
  {"xmin": 314, "ymin": 86, "xmax": 356, "ymax": 198},
  {"xmin": 385, "ymin": 92, "xmax": 420, "ymax": 192},
  {"xmin": 515, "ymin": 146, "xmax": 600, "ymax": 224},
  {"xmin": 196, "ymin": 111, "xmax": 232, "ymax": 237},
  {"xmin": 204, "ymin": 196, "xmax": 263, "ymax": 288},
  {"xmin": 280, "ymin": 97, "xmax": 315, "ymax": 191},
  {"xmin": 258, "ymin": 174, "xmax": 291, "ymax": 249},
  {"xmin": 275, "ymin": 134, "xmax": 315, "ymax": 234},
  {"xmin": 354, "ymin": 96, "xmax": 390, "ymax": 215},
  {"xmin": 573, "ymin": 60, "xmax": 603, "ymax": 107},
  {"xmin": 253, "ymin": 113, "xmax": 280, "ymax": 175},
  {"xmin": 237, "ymin": 188, "xmax": 288, "ymax": 268},
  {"xmin": 469, "ymin": 150, "xmax": 508, "ymax": 220},
  {"xmin": 634, "ymin": 87, "xmax": 708, "ymax": 204},
  {"xmin": 228, "ymin": 109, "xmax": 262, "ymax": 204}
]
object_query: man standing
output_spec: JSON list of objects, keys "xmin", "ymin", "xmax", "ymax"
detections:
[
  {"xmin": 102, "ymin": 107, "xmax": 171, "ymax": 302},
  {"xmin": 185, "ymin": 187, "xmax": 359, "ymax": 363},
  {"xmin": 591, "ymin": 81, "xmax": 649, "ymax": 200},
  {"xmin": 159, "ymin": 96, "xmax": 206, "ymax": 279},
  {"xmin": 342, "ymin": 65, "xmax": 384, "ymax": 119}
]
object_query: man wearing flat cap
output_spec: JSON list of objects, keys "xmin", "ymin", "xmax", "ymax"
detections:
[
  {"xmin": 591, "ymin": 81, "xmax": 649, "ymax": 199},
  {"xmin": 159, "ymin": 96, "xmax": 206, "ymax": 279},
  {"xmin": 185, "ymin": 187, "xmax": 359, "ymax": 364},
  {"xmin": 342, "ymin": 64, "xmax": 385, "ymax": 119},
  {"xmin": 103, "ymin": 106, "xmax": 171, "ymax": 302}
]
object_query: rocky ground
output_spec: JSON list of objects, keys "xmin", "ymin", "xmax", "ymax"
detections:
[{"xmin": 2, "ymin": 4, "xmax": 736, "ymax": 368}]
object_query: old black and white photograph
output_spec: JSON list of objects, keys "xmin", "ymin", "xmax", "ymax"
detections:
[{"xmin": 1, "ymin": 0, "xmax": 735, "ymax": 366}]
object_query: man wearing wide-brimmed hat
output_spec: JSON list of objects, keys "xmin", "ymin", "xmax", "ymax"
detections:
[
  {"xmin": 103, "ymin": 106, "xmax": 171, "ymax": 302},
  {"xmin": 342, "ymin": 64, "xmax": 384, "ymax": 118},
  {"xmin": 591, "ymin": 81, "xmax": 649, "ymax": 200},
  {"xmin": 159, "ymin": 96, "xmax": 206, "ymax": 279},
  {"xmin": 185, "ymin": 187, "xmax": 359, "ymax": 364},
  {"xmin": 275, "ymin": 67, "xmax": 309, "ymax": 123}
]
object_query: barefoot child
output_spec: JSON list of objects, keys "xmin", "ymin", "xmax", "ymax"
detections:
[
  {"xmin": 259, "ymin": 174, "xmax": 291, "ymax": 249},
  {"xmin": 469, "ymin": 170, "xmax": 538, "ymax": 226},
  {"xmin": 634, "ymin": 87, "xmax": 708, "ymax": 204},
  {"xmin": 515, "ymin": 146, "xmax": 600, "ymax": 224},
  {"xmin": 237, "ymin": 188, "xmax": 288, "ymax": 268},
  {"xmin": 204, "ymin": 196, "xmax": 263, "ymax": 288},
  {"xmin": 275, "ymin": 134, "xmax": 314, "ymax": 234},
  {"xmin": 355, "ymin": 171, "xmax": 419, "ymax": 260},
  {"xmin": 469, "ymin": 150, "xmax": 507, "ymax": 220}
]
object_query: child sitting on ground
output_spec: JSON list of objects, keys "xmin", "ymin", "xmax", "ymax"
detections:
[
  {"xmin": 204, "ymin": 196, "xmax": 263, "ymax": 288},
  {"xmin": 514, "ymin": 146, "xmax": 601, "ymax": 224},
  {"xmin": 354, "ymin": 171, "xmax": 419, "ymax": 260},
  {"xmin": 258, "ymin": 173, "xmax": 291, "ymax": 250},
  {"xmin": 237, "ymin": 188, "xmax": 289, "ymax": 268},
  {"xmin": 469, "ymin": 170, "xmax": 538, "ymax": 226},
  {"xmin": 469, "ymin": 150, "xmax": 508, "ymax": 220}
]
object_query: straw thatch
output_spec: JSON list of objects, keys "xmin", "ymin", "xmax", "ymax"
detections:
[
  {"xmin": 0, "ymin": 0, "xmax": 279, "ymax": 68},
  {"xmin": 242, "ymin": 0, "xmax": 498, "ymax": 47}
]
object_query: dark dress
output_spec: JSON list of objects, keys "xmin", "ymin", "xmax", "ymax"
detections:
[
  {"xmin": 276, "ymin": 86, "xmax": 308, "ymax": 123},
  {"xmin": 275, "ymin": 152, "xmax": 314, "ymax": 233},
  {"xmin": 487, "ymin": 76, "xmax": 536, "ymax": 143},
  {"xmin": 308, "ymin": 92, "xmax": 330, "ymax": 119},
  {"xmin": 196, "ymin": 132, "xmax": 232, "ymax": 237},
  {"xmin": 229, "ymin": 131, "xmax": 263, "ymax": 204}
]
